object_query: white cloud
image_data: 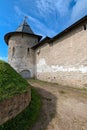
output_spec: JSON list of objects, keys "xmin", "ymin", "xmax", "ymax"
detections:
[
  {"xmin": 14, "ymin": 5, "xmax": 24, "ymax": 16},
  {"xmin": 36, "ymin": 0, "xmax": 54, "ymax": 15},
  {"xmin": 54, "ymin": 0, "xmax": 71, "ymax": 16},
  {"xmin": 27, "ymin": 15, "xmax": 56, "ymax": 36},
  {"xmin": 14, "ymin": 0, "xmax": 87, "ymax": 37},
  {"xmin": 71, "ymin": 0, "xmax": 87, "ymax": 22},
  {"xmin": 0, "ymin": 56, "xmax": 8, "ymax": 62},
  {"xmin": 36, "ymin": 0, "xmax": 71, "ymax": 17},
  {"xmin": 14, "ymin": 5, "xmax": 56, "ymax": 37},
  {"xmin": 36, "ymin": 0, "xmax": 87, "ymax": 25}
]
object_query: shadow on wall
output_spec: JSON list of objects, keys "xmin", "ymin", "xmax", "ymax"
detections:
[{"xmin": 31, "ymin": 87, "xmax": 57, "ymax": 130}]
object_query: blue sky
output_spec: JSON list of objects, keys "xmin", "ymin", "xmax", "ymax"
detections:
[{"xmin": 0, "ymin": 0, "xmax": 87, "ymax": 61}]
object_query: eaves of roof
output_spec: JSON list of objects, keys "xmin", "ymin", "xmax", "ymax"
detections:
[
  {"xmin": 33, "ymin": 15, "xmax": 87, "ymax": 49},
  {"xmin": 32, "ymin": 36, "xmax": 51, "ymax": 49},
  {"xmin": 4, "ymin": 32, "xmax": 42, "ymax": 45}
]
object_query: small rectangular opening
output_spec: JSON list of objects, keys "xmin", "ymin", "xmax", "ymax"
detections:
[
  {"xmin": 27, "ymin": 48, "xmax": 30, "ymax": 55},
  {"xmin": 84, "ymin": 25, "xmax": 86, "ymax": 30},
  {"xmin": 12, "ymin": 47, "xmax": 15, "ymax": 56}
]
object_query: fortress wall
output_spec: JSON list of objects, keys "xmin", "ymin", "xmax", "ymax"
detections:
[
  {"xmin": 35, "ymin": 22, "xmax": 87, "ymax": 88},
  {"xmin": 8, "ymin": 34, "xmax": 37, "ymax": 77}
]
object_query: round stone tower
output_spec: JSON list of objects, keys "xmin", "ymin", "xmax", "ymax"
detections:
[{"xmin": 4, "ymin": 19, "xmax": 42, "ymax": 78}]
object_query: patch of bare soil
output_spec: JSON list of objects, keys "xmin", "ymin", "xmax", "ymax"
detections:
[{"xmin": 28, "ymin": 80, "xmax": 87, "ymax": 130}]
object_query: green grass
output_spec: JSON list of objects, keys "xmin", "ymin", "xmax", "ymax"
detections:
[
  {"xmin": 0, "ymin": 60, "xmax": 29, "ymax": 101},
  {"xmin": 29, "ymin": 79, "xmax": 50, "ymax": 85},
  {"xmin": 29, "ymin": 79, "xmax": 87, "ymax": 93},
  {"xmin": 0, "ymin": 87, "xmax": 41, "ymax": 130}
]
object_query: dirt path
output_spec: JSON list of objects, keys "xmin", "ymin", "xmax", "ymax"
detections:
[{"xmin": 28, "ymin": 80, "xmax": 87, "ymax": 130}]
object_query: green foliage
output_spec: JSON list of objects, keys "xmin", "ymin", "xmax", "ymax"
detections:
[
  {"xmin": 0, "ymin": 87, "xmax": 41, "ymax": 130},
  {"xmin": 0, "ymin": 60, "xmax": 29, "ymax": 101}
]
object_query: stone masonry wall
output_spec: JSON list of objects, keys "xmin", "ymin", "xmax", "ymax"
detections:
[
  {"xmin": 0, "ymin": 90, "xmax": 31, "ymax": 125},
  {"xmin": 35, "ymin": 21, "xmax": 87, "ymax": 88},
  {"xmin": 8, "ymin": 33, "xmax": 37, "ymax": 78}
]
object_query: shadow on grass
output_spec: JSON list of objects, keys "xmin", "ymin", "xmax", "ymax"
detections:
[
  {"xmin": 0, "ymin": 80, "xmax": 57, "ymax": 130},
  {"xmin": 0, "ymin": 87, "xmax": 41, "ymax": 130}
]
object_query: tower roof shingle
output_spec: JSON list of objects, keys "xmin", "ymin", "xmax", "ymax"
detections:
[
  {"xmin": 4, "ymin": 19, "xmax": 42, "ymax": 45},
  {"xmin": 16, "ymin": 20, "xmax": 34, "ymax": 34}
]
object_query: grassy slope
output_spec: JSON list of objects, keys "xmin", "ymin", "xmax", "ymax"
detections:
[
  {"xmin": 0, "ymin": 60, "xmax": 41, "ymax": 129},
  {"xmin": 0, "ymin": 60, "xmax": 29, "ymax": 101},
  {"xmin": 0, "ymin": 87, "xmax": 41, "ymax": 130}
]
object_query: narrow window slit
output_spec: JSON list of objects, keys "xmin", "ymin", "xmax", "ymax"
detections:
[
  {"xmin": 84, "ymin": 25, "xmax": 86, "ymax": 30},
  {"xmin": 12, "ymin": 47, "xmax": 15, "ymax": 56},
  {"xmin": 27, "ymin": 48, "xmax": 30, "ymax": 55}
]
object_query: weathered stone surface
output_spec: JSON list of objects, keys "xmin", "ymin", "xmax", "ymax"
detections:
[
  {"xmin": 6, "ymin": 17, "xmax": 87, "ymax": 88},
  {"xmin": 8, "ymin": 33, "xmax": 38, "ymax": 78},
  {"xmin": 35, "ymin": 22, "xmax": 87, "ymax": 88},
  {"xmin": 0, "ymin": 90, "xmax": 31, "ymax": 125}
]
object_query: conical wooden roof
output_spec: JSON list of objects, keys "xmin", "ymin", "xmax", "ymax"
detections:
[{"xmin": 16, "ymin": 19, "xmax": 34, "ymax": 34}]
